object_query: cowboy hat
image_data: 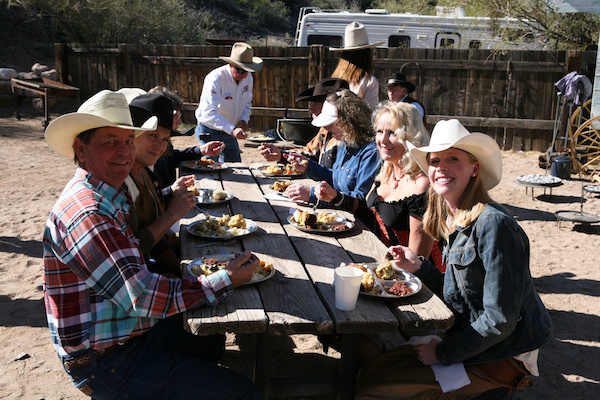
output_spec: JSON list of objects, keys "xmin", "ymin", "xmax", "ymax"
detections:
[
  {"xmin": 311, "ymin": 100, "xmax": 338, "ymax": 127},
  {"xmin": 45, "ymin": 90, "xmax": 157, "ymax": 158},
  {"xmin": 117, "ymin": 87, "xmax": 147, "ymax": 103},
  {"xmin": 329, "ymin": 21, "xmax": 385, "ymax": 51},
  {"xmin": 129, "ymin": 93, "xmax": 174, "ymax": 132},
  {"xmin": 219, "ymin": 42, "xmax": 263, "ymax": 73},
  {"xmin": 295, "ymin": 78, "xmax": 349, "ymax": 103},
  {"xmin": 408, "ymin": 119, "xmax": 502, "ymax": 190},
  {"xmin": 385, "ymin": 72, "xmax": 416, "ymax": 93}
]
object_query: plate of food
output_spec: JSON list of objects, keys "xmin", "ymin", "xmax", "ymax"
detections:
[
  {"xmin": 516, "ymin": 174, "xmax": 562, "ymax": 187},
  {"xmin": 186, "ymin": 253, "xmax": 275, "ymax": 285},
  {"xmin": 247, "ymin": 133, "xmax": 276, "ymax": 143},
  {"xmin": 271, "ymin": 180, "xmax": 291, "ymax": 193},
  {"xmin": 186, "ymin": 214, "xmax": 258, "ymax": 239},
  {"xmin": 257, "ymin": 164, "xmax": 304, "ymax": 178},
  {"xmin": 288, "ymin": 210, "xmax": 353, "ymax": 233},
  {"xmin": 193, "ymin": 188, "xmax": 233, "ymax": 205},
  {"xmin": 181, "ymin": 158, "xmax": 229, "ymax": 172},
  {"xmin": 346, "ymin": 261, "xmax": 422, "ymax": 298},
  {"xmin": 583, "ymin": 184, "xmax": 600, "ymax": 194}
]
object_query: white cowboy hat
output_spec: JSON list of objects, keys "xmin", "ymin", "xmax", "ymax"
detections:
[
  {"xmin": 45, "ymin": 90, "xmax": 158, "ymax": 158},
  {"xmin": 329, "ymin": 21, "xmax": 385, "ymax": 51},
  {"xmin": 219, "ymin": 42, "xmax": 263, "ymax": 73},
  {"xmin": 117, "ymin": 87, "xmax": 147, "ymax": 103},
  {"xmin": 408, "ymin": 119, "xmax": 502, "ymax": 190},
  {"xmin": 311, "ymin": 100, "xmax": 338, "ymax": 127}
]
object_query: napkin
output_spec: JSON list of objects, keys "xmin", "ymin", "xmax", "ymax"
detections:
[{"xmin": 404, "ymin": 335, "xmax": 470, "ymax": 393}]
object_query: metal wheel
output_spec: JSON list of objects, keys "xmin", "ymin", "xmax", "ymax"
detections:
[{"xmin": 569, "ymin": 115, "xmax": 600, "ymax": 174}]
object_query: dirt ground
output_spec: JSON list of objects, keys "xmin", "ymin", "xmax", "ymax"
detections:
[{"xmin": 0, "ymin": 110, "xmax": 599, "ymax": 399}]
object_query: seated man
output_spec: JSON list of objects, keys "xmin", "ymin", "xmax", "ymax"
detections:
[
  {"xmin": 43, "ymin": 89, "xmax": 259, "ymax": 399},
  {"xmin": 258, "ymin": 77, "xmax": 349, "ymax": 168}
]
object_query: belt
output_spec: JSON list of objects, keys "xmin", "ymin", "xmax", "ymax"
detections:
[{"xmin": 63, "ymin": 337, "xmax": 137, "ymax": 371}]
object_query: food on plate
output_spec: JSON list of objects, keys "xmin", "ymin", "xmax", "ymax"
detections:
[
  {"xmin": 348, "ymin": 263, "xmax": 380, "ymax": 295},
  {"xmin": 264, "ymin": 164, "xmax": 301, "ymax": 175},
  {"xmin": 212, "ymin": 189, "xmax": 228, "ymax": 201},
  {"xmin": 271, "ymin": 181, "xmax": 291, "ymax": 192},
  {"xmin": 292, "ymin": 210, "xmax": 348, "ymax": 231},
  {"xmin": 299, "ymin": 159, "xmax": 308, "ymax": 166},
  {"xmin": 375, "ymin": 260, "xmax": 395, "ymax": 280},
  {"xmin": 250, "ymin": 133, "xmax": 272, "ymax": 141},
  {"xmin": 255, "ymin": 260, "xmax": 273, "ymax": 278},
  {"xmin": 189, "ymin": 214, "xmax": 248, "ymax": 237},
  {"xmin": 188, "ymin": 185, "xmax": 200, "ymax": 196},
  {"xmin": 388, "ymin": 281, "xmax": 413, "ymax": 296},
  {"xmin": 190, "ymin": 255, "xmax": 274, "ymax": 283},
  {"xmin": 188, "ymin": 157, "xmax": 218, "ymax": 168}
]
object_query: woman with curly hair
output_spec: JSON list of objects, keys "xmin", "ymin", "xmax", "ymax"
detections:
[{"xmin": 285, "ymin": 89, "xmax": 380, "ymax": 206}]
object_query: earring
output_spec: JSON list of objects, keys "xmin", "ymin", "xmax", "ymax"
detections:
[{"xmin": 472, "ymin": 173, "xmax": 477, "ymax": 177}]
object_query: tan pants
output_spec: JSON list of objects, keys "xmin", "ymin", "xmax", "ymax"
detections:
[{"xmin": 356, "ymin": 346, "xmax": 528, "ymax": 400}]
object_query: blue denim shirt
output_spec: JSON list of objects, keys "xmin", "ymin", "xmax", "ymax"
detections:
[
  {"xmin": 305, "ymin": 141, "xmax": 380, "ymax": 205},
  {"xmin": 417, "ymin": 202, "xmax": 552, "ymax": 365}
]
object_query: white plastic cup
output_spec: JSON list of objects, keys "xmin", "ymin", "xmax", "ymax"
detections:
[{"xmin": 334, "ymin": 266, "xmax": 364, "ymax": 311}]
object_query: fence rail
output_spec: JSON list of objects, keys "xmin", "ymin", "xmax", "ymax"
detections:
[{"xmin": 55, "ymin": 43, "xmax": 596, "ymax": 151}]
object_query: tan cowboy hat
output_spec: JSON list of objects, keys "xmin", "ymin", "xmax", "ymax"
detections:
[
  {"xmin": 219, "ymin": 42, "xmax": 263, "ymax": 73},
  {"xmin": 329, "ymin": 21, "xmax": 385, "ymax": 51},
  {"xmin": 45, "ymin": 90, "xmax": 158, "ymax": 158},
  {"xmin": 408, "ymin": 119, "xmax": 502, "ymax": 190}
]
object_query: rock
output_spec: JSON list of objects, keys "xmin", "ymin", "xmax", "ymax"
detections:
[
  {"xmin": 31, "ymin": 63, "xmax": 51, "ymax": 76},
  {"xmin": 18, "ymin": 72, "xmax": 38, "ymax": 80},
  {"xmin": 0, "ymin": 68, "xmax": 18, "ymax": 80},
  {"xmin": 33, "ymin": 97, "xmax": 62, "ymax": 111},
  {"xmin": 14, "ymin": 352, "xmax": 30, "ymax": 361},
  {"xmin": 40, "ymin": 69, "xmax": 58, "ymax": 82}
]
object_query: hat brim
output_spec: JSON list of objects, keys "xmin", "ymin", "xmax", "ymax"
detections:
[
  {"xmin": 329, "ymin": 40, "xmax": 385, "ymax": 51},
  {"xmin": 385, "ymin": 81, "xmax": 416, "ymax": 93},
  {"xmin": 45, "ymin": 113, "xmax": 157, "ymax": 158},
  {"xmin": 220, "ymin": 56, "xmax": 263, "ymax": 72},
  {"xmin": 295, "ymin": 86, "xmax": 326, "ymax": 103},
  {"xmin": 408, "ymin": 133, "xmax": 502, "ymax": 191}
]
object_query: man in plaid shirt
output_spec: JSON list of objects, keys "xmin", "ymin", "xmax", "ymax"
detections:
[{"xmin": 43, "ymin": 90, "xmax": 259, "ymax": 399}]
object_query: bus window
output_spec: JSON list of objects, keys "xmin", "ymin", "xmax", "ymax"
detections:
[
  {"xmin": 469, "ymin": 40, "xmax": 481, "ymax": 49},
  {"xmin": 307, "ymin": 35, "xmax": 342, "ymax": 47},
  {"xmin": 389, "ymin": 35, "xmax": 411, "ymax": 48}
]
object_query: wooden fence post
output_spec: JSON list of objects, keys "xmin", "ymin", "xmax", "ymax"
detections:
[
  {"xmin": 54, "ymin": 43, "xmax": 69, "ymax": 84},
  {"xmin": 118, "ymin": 44, "xmax": 130, "ymax": 89},
  {"xmin": 308, "ymin": 45, "xmax": 324, "ymax": 84}
]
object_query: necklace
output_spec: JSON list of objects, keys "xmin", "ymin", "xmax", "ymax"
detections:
[{"xmin": 391, "ymin": 171, "xmax": 404, "ymax": 189}]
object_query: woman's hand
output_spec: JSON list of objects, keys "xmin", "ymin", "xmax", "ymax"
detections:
[
  {"xmin": 414, "ymin": 340, "xmax": 440, "ymax": 365},
  {"xmin": 166, "ymin": 185, "xmax": 196, "ymax": 219},
  {"xmin": 258, "ymin": 143, "xmax": 281, "ymax": 162},
  {"xmin": 200, "ymin": 141, "xmax": 225, "ymax": 156},
  {"xmin": 285, "ymin": 183, "xmax": 311, "ymax": 203},
  {"xmin": 387, "ymin": 245, "xmax": 423, "ymax": 274},
  {"xmin": 284, "ymin": 152, "xmax": 308, "ymax": 172},
  {"xmin": 171, "ymin": 175, "xmax": 196, "ymax": 193},
  {"xmin": 315, "ymin": 181, "xmax": 337, "ymax": 202}
]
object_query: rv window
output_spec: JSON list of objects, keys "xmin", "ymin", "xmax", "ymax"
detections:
[
  {"xmin": 439, "ymin": 38, "xmax": 455, "ymax": 49},
  {"xmin": 469, "ymin": 40, "xmax": 481, "ymax": 49},
  {"xmin": 307, "ymin": 35, "xmax": 343, "ymax": 47},
  {"xmin": 389, "ymin": 35, "xmax": 411, "ymax": 48}
]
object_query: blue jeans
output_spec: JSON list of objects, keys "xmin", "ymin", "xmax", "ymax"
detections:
[
  {"xmin": 65, "ymin": 314, "xmax": 258, "ymax": 399},
  {"xmin": 196, "ymin": 124, "xmax": 241, "ymax": 162}
]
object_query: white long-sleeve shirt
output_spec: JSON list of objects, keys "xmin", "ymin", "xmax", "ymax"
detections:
[
  {"xmin": 350, "ymin": 74, "xmax": 379, "ymax": 108},
  {"xmin": 195, "ymin": 65, "xmax": 253, "ymax": 135}
]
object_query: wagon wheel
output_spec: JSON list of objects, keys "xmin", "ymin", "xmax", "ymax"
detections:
[
  {"xmin": 568, "ymin": 99, "xmax": 593, "ymax": 139},
  {"xmin": 569, "ymin": 115, "xmax": 600, "ymax": 174}
]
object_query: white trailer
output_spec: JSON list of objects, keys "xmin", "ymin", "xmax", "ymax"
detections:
[{"xmin": 294, "ymin": 7, "xmax": 543, "ymax": 51}]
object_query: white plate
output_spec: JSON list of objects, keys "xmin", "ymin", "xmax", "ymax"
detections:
[
  {"xmin": 186, "ymin": 218, "xmax": 258, "ymax": 239},
  {"xmin": 186, "ymin": 253, "xmax": 275, "ymax": 285},
  {"xmin": 195, "ymin": 189, "xmax": 234, "ymax": 205},
  {"xmin": 257, "ymin": 164, "xmax": 304, "ymax": 178},
  {"xmin": 583, "ymin": 184, "xmax": 600, "ymax": 193},
  {"xmin": 347, "ymin": 262, "xmax": 422, "ymax": 298},
  {"xmin": 181, "ymin": 160, "xmax": 229, "ymax": 172},
  {"xmin": 247, "ymin": 135, "xmax": 276, "ymax": 143},
  {"xmin": 287, "ymin": 214, "xmax": 354, "ymax": 234},
  {"xmin": 516, "ymin": 174, "xmax": 562, "ymax": 187}
]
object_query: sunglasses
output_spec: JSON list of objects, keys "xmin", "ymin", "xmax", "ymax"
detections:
[{"xmin": 234, "ymin": 66, "xmax": 249, "ymax": 74}]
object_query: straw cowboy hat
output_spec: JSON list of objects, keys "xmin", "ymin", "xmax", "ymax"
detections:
[
  {"xmin": 385, "ymin": 72, "xmax": 416, "ymax": 93},
  {"xmin": 329, "ymin": 21, "xmax": 385, "ymax": 51},
  {"xmin": 295, "ymin": 78, "xmax": 349, "ymax": 103},
  {"xmin": 45, "ymin": 90, "xmax": 157, "ymax": 158},
  {"xmin": 408, "ymin": 119, "xmax": 502, "ymax": 190},
  {"xmin": 219, "ymin": 42, "xmax": 263, "ymax": 73}
]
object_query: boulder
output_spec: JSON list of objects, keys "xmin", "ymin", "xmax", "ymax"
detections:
[
  {"xmin": 41, "ymin": 69, "xmax": 58, "ymax": 81},
  {"xmin": 18, "ymin": 72, "xmax": 39, "ymax": 80},
  {"xmin": 33, "ymin": 96, "xmax": 62, "ymax": 111},
  {"xmin": 31, "ymin": 63, "xmax": 51, "ymax": 76},
  {"xmin": 0, "ymin": 68, "xmax": 18, "ymax": 80}
]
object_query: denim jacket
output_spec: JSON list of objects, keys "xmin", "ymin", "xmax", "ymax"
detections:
[
  {"xmin": 417, "ymin": 202, "xmax": 552, "ymax": 366},
  {"xmin": 305, "ymin": 141, "xmax": 380, "ymax": 205}
]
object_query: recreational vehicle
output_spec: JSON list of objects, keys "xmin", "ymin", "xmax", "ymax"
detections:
[{"xmin": 294, "ymin": 7, "xmax": 542, "ymax": 50}]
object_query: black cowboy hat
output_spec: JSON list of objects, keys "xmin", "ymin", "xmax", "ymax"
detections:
[
  {"xmin": 384, "ymin": 72, "xmax": 416, "ymax": 93},
  {"xmin": 130, "ymin": 93, "xmax": 174, "ymax": 132},
  {"xmin": 295, "ymin": 78, "xmax": 350, "ymax": 103}
]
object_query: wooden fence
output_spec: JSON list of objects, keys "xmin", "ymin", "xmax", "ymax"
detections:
[{"xmin": 55, "ymin": 44, "xmax": 597, "ymax": 151}]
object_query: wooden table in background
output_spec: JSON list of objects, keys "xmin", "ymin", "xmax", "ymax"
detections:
[{"xmin": 180, "ymin": 163, "xmax": 454, "ymax": 399}]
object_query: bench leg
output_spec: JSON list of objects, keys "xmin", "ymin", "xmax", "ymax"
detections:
[
  {"xmin": 338, "ymin": 333, "xmax": 359, "ymax": 400},
  {"xmin": 254, "ymin": 333, "xmax": 270, "ymax": 399}
]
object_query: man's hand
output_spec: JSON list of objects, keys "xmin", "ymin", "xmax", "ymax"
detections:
[
  {"xmin": 284, "ymin": 152, "xmax": 308, "ymax": 172},
  {"xmin": 232, "ymin": 127, "xmax": 247, "ymax": 140},
  {"xmin": 237, "ymin": 120, "xmax": 249, "ymax": 131},
  {"xmin": 314, "ymin": 181, "xmax": 337, "ymax": 202},
  {"xmin": 258, "ymin": 143, "xmax": 282, "ymax": 162},
  {"xmin": 165, "ymin": 185, "xmax": 196, "ymax": 219},
  {"xmin": 226, "ymin": 250, "xmax": 259, "ymax": 287},
  {"xmin": 285, "ymin": 183, "xmax": 311, "ymax": 203},
  {"xmin": 414, "ymin": 340, "xmax": 440, "ymax": 365},
  {"xmin": 386, "ymin": 245, "xmax": 423, "ymax": 274},
  {"xmin": 200, "ymin": 141, "xmax": 225, "ymax": 156},
  {"xmin": 171, "ymin": 175, "xmax": 196, "ymax": 192}
]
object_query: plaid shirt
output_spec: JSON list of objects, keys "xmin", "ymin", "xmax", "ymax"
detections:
[{"xmin": 43, "ymin": 168, "xmax": 233, "ymax": 358}]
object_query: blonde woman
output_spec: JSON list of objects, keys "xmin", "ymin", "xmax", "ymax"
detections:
[{"xmin": 356, "ymin": 120, "xmax": 552, "ymax": 400}]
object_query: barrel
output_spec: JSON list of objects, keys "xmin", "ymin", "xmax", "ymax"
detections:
[{"xmin": 550, "ymin": 156, "xmax": 571, "ymax": 180}]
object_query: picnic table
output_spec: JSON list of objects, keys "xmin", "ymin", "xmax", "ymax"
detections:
[{"xmin": 180, "ymin": 162, "xmax": 454, "ymax": 399}]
